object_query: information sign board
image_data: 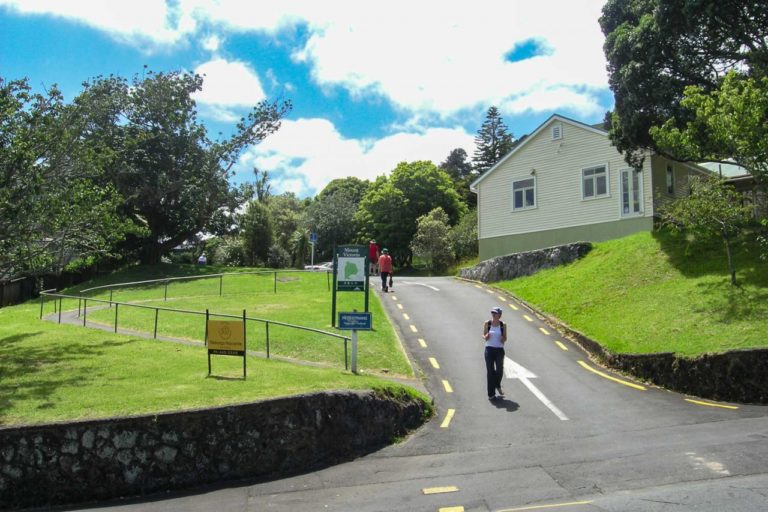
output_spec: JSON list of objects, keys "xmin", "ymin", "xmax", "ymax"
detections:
[{"xmin": 338, "ymin": 311, "xmax": 372, "ymax": 330}]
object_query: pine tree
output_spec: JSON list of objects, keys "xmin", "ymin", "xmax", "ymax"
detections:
[{"xmin": 472, "ymin": 106, "xmax": 515, "ymax": 173}]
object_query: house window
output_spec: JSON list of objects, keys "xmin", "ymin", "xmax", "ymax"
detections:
[
  {"xmin": 582, "ymin": 165, "xmax": 609, "ymax": 199},
  {"xmin": 551, "ymin": 124, "xmax": 562, "ymax": 140},
  {"xmin": 666, "ymin": 165, "xmax": 675, "ymax": 194},
  {"xmin": 512, "ymin": 177, "xmax": 536, "ymax": 210}
]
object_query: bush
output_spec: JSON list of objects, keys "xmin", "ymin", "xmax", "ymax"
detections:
[
  {"xmin": 214, "ymin": 237, "xmax": 246, "ymax": 267},
  {"xmin": 267, "ymin": 244, "xmax": 291, "ymax": 269}
]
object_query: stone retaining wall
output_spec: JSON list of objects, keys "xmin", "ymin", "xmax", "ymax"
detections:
[
  {"xmin": 460, "ymin": 242, "xmax": 592, "ymax": 282},
  {"xmin": 0, "ymin": 389, "xmax": 430, "ymax": 511}
]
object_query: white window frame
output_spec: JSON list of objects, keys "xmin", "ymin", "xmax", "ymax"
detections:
[
  {"xmin": 619, "ymin": 168, "xmax": 644, "ymax": 217},
  {"xmin": 666, "ymin": 164, "xmax": 675, "ymax": 195},
  {"xmin": 511, "ymin": 177, "xmax": 537, "ymax": 211},
  {"xmin": 551, "ymin": 123, "xmax": 562, "ymax": 140},
  {"xmin": 581, "ymin": 164, "xmax": 610, "ymax": 200}
]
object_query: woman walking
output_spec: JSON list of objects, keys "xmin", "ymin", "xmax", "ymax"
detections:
[{"xmin": 483, "ymin": 306, "xmax": 507, "ymax": 400}]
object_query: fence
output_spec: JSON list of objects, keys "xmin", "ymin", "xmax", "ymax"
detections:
[{"xmin": 39, "ymin": 269, "xmax": 351, "ymax": 370}]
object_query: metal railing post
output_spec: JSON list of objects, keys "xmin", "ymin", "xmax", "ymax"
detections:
[
  {"xmin": 344, "ymin": 338, "xmax": 349, "ymax": 370},
  {"xmin": 266, "ymin": 322, "xmax": 270, "ymax": 358},
  {"xmin": 154, "ymin": 309, "xmax": 159, "ymax": 339},
  {"xmin": 58, "ymin": 298, "xmax": 62, "ymax": 324},
  {"xmin": 164, "ymin": 281, "xmax": 169, "ymax": 301},
  {"xmin": 219, "ymin": 275, "xmax": 223, "ymax": 296},
  {"xmin": 83, "ymin": 299, "xmax": 87, "ymax": 327},
  {"xmin": 39, "ymin": 294, "xmax": 44, "ymax": 319},
  {"xmin": 114, "ymin": 303, "xmax": 119, "ymax": 333},
  {"xmin": 274, "ymin": 272, "xmax": 277, "ymax": 293}
]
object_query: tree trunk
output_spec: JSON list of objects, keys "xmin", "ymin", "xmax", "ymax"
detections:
[{"xmin": 723, "ymin": 235, "xmax": 737, "ymax": 286}]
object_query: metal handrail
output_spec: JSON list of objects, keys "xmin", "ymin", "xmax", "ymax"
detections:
[{"xmin": 39, "ymin": 290, "xmax": 351, "ymax": 369}]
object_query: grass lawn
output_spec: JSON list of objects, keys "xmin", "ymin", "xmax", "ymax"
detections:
[
  {"xmin": 1, "ymin": 265, "xmax": 422, "ymax": 427},
  {"xmin": 497, "ymin": 230, "xmax": 768, "ymax": 356}
]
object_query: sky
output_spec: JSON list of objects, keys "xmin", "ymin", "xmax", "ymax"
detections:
[{"xmin": 0, "ymin": 0, "xmax": 614, "ymax": 198}]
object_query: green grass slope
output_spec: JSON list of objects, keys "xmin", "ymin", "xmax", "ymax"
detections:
[{"xmin": 497, "ymin": 230, "xmax": 768, "ymax": 356}]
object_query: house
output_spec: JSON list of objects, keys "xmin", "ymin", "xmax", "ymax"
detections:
[{"xmin": 470, "ymin": 114, "xmax": 712, "ymax": 261}]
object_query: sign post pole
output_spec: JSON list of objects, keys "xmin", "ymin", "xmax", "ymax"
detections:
[{"xmin": 351, "ymin": 329, "xmax": 358, "ymax": 374}]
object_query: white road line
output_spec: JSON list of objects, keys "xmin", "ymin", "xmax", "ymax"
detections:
[
  {"xmin": 399, "ymin": 281, "xmax": 440, "ymax": 291},
  {"xmin": 505, "ymin": 358, "xmax": 569, "ymax": 421}
]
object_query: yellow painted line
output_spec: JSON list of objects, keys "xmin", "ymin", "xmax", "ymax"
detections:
[
  {"xmin": 498, "ymin": 295, "xmax": 507, "ymax": 301},
  {"xmin": 403, "ymin": 313, "xmax": 410, "ymax": 320},
  {"xmin": 555, "ymin": 341, "xmax": 569, "ymax": 351},
  {"xmin": 429, "ymin": 357, "xmax": 440, "ymax": 369},
  {"xmin": 685, "ymin": 398, "xmax": 738, "ymax": 410},
  {"xmin": 418, "ymin": 338, "xmax": 427, "ymax": 348},
  {"xmin": 391, "ymin": 295, "xmax": 397, "ymax": 300},
  {"xmin": 422, "ymin": 486, "xmax": 459, "ymax": 495},
  {"xmin": 439, "ymin": 507, "xmax": 464, "ymax": 512},
  {"xmin": 498, "ymin": 500, "xmax": 594, "ymax": 511},
  {"xmin": 578, "ymin": 360, "xmax": 646, "ymax": 391},
  {"xmin": 486, "ymin": 289, "xmax": 495, "ymax": 294},
  {"xmin": 474, "ymin": 284, "xmax": 482, "ymax": 288},
  {"xmin": 442, "ymin": 379, "xmax": 453, "ymax": 393},
  {"xmin": 523, "ymin": 315, "xmax": 533, "ymax": 322},
  {"xmin": 508, "ymin": 303, "xmax": 519, "ymax": 310},
  {"xmin": 410, "ymin": 325, "xmax": 418, "ymax": 333},
  {"xmin": 539, "ymin": 327, "xmax": 550, "ymax": 335},
  {"xmin": 397, "ymin": 303, "xmax": 403, "ymax": 310},
  {"xmin": 440, "ymin": 408, "xmax": 455, "ymax": 428}
]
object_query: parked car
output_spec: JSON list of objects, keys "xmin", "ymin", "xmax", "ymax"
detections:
[{"xmin": 304, "ymin": 261, "xmax": 333, "ymax": 272}]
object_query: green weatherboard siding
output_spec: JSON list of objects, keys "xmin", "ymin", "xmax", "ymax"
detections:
[{"xmin": 479, "ymin": 217, "xmax": 654, "ymax": 261}]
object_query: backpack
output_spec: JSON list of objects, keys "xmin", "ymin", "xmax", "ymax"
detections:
[{"xmin": 484, "ymin": 320, "xmax": 505, "ymax": 336}]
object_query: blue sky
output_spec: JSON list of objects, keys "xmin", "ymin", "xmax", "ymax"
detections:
[{"xmin": 1, "ymin": 0, "xmax": 613, "ymax": 198}]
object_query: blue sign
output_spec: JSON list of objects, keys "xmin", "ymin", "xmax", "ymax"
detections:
[
  {"xmin": 310, "ymin": 232, "xmax": 318, "ymax": 243},
  {"xmin": 338, "ymin": 312, "xmax": 372, "ymax": 330}
]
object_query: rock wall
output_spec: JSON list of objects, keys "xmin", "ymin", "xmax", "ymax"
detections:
[
  {"xmin": 0, "ymin": 389, "xmax": 430, "ymax": 511},
  {"xmin": 460, "ymin": 242, "xmax": 592, "ymax": 282},
  {"xmin": 541, "ymin": 313, "xmax": 768, "ymax": 404}
]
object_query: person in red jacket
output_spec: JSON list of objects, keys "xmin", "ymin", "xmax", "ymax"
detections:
[
  {"xmin": 368, "ymin": 239, "xmax": 380, "ymax": 275},
  {"xmin": 377, "ymin": 248, "xmax": 393, "ymax": 292}
]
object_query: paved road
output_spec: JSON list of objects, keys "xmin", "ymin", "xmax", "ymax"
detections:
[{"xmin": 70, "ymin": 277, "xmax": 768, "ymax": 512}]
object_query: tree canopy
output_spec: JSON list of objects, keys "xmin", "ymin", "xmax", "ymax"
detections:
[
  {"xmin": 472, "ymin": 106, "xmax": 515, "ymax": 173},
  {"xmin": 600, "ymin": 0, "xmax": 768, "ymax": 169}
]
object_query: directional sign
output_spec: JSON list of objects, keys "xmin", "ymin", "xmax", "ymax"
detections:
[
  {"xmin": 504, "ymin": 357, "xmax": 568, "ymax": 421},
  {"xmin": 338, "ymin": 311, "xmax": 372, "ymax": 330}
]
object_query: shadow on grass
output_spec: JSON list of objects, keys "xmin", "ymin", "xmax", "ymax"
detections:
[
  {"xmin": 0, "ymin": 332, "xmax": 133, "ymax": 421},
  {"xmin": 652, "ymin": 228, "xmax": 768, "ymax": 286},
  {"xmin": 692, "ymin": 280, "xmax": 768, "ymax": 323}
]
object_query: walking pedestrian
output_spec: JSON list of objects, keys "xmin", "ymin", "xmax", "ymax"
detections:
[
  {"xmin": 368, "ymin": 239, "xmax": 380, "ymax": 275},
  {"xmin": 378, "ymin": 248, "xmax": 393, "ymax": 292},
  {"xmin": 483, "ymin": 306, "xmax": 507, "ymax": 400}
]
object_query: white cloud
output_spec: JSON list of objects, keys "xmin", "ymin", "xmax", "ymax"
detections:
[
  {"xmin": 238, "ymin": 118, "xmax": 474, "ymax": 197},
  {"xmin": 201, "ymin": 34, "xmax": 221, "ymax": 52},
  {"xmin": 193, "ymin": 58, "xmax": 266, "ymax": 107}
]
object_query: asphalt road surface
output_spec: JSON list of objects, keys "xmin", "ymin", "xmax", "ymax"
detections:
[{"xmin": 69, "ymin": 277, "xmax": 768, "ymax": 512}]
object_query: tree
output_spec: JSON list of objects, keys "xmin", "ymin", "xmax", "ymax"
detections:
[
  {"xmin": 440, "ymin": 148, "xmax": 476, "ymax": 208},
  {"xmin": 659, "ymin": 177, "xmax": 753, "ymax": 286},
  {"xmin": 0, "ymin": 77, "xmax": 136, "ymax": 279},
  {"xmin": 410, "ymin": 208, "xmax": 453, "ymax": 271},
  {"xmin": 472, "ymin": 106, "xmax": 515, "ymax": 173},
  {"xmin": 355, "ymin": 161, "xmax": 465, "ymax": 266},
  {"xmin": 89, "ymin": 70, "xmax": 290, "ymax": 264},
  {"xmin": 600, "ymin": 0, "xmax": 768, "ymax": 168},
  {"xmin": 241, "ymin": 200, "xmax": 273, "ymax": 266},
  {"xmin": 306, "ymin": 186, "xmax": 364, "ymax": 260},
  {"xmin": 650, "ymin": 72, "xmax": 768, "ymax": 185},
  {"xmin": 447, "ymin": 209, "xmax": 479, "ymax": 262},
  {"xmin": 265, "ymin": 192, "xmax": 305, "ymax": 252}
]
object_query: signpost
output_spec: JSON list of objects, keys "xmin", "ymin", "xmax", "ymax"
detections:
[
  {"xmin": 309, "ymin": 232, "xmax": 317, "ymax": 266},
  {"xmin": 331, "ymin": 245, "xmax": 369, "ymax": 327},
  {"xmin": 338, "ymin": 311, "xmax": 372, "ymax": 374},
  {"xmin": 206, "ymin": 310, "xmax": 247, "ymax": 378}
]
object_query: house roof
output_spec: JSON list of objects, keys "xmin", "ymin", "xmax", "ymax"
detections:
[
  {"xmin": 470, "ymin": 113, "xmax": 608, "ymax": 192},
  {"xmin": 698, "ymin": 161, "xmax": 752, "ymax": 179}
]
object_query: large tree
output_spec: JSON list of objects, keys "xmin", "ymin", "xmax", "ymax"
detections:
[
  {"xmin": 472, "ymin": 106, "xmax": 515, "ymax": 173},
  {"xmin": 0, "ymin": 77, "xmax": 135, "ymax": 280},
  {"xmin": 440, "ymin": 147, "xmax": 476, "ymax": 208},
  {"xmin": 90, "ymin": 70, "xmax": 291, "ymax": 264},
  {"xmin": 355, "ymin": 161, "xmax": 465, "ymax": 266},
  {"xmin": 600, "ymin": 0, "xmax": 768, "ymax": 169},
  {"xmin": 306, "ymin": 177, "xmax": 369, "ymax": 260}
]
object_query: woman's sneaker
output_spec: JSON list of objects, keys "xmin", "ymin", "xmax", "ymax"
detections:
[{"xmin": 496, "ymin": 387, "xmax": 504, "ymax": 397}]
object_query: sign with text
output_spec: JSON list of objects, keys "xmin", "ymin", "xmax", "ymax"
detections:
[
  {"xmin": 336, "ymin": 245, "xmax": 367, "ymax": 292},
  {"xmin": 338, "ymin": 311, "xmax": 372, "ymax": 330},
  {"xmin": 207, "ymin": 320, "xmax": 245, "ymax": 355}
]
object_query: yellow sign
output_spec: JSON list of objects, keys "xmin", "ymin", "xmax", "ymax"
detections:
[{"xmin": 207, "ymin": 320, "xmax": 245, "ymax": 352}]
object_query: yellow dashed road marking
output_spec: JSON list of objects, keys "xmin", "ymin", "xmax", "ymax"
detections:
[
  {"xmin": 418, "ymin": 338, "xmax": 427, "ymax": 348},
  {"xmin": 397, "ymin": 303, "xmax": 403, "ymax": 310},
  {"xmin": 486, "ymin": 289, "xmax": 495, "ymax": 294},
  {"xmin": 440, "ymin": 408, "xmax": 455, "ymax": 428},
  {"xmin": 508, "ymin": 303, "xmax": 519, "ymax": 310},
  {"xmin": 423, "ymin": 486, "xmax": 459, "ymax": 495},
  {"xmin": 578, "ymin": 360, "xmax": 646, "ymax": 391},
  {"xmin": 498, "ymin": 295, "xmax": 507, "ymax": 301},
  {"xmin": 497, "ymin": 500, "xmax": 594, "ymax": 511},
  {"xmin": 403, "ymin": 313, "xmax": 410, "ymax": 320},
  {"xmin": 523, "ymin": 315, "xmax": 533, "ymax": 322},
  {"xmin": 474, "ymin": 284, "xmax": 482, "ymax": 289},
  {"xmin": 539, "ymin": 327, "xmax": 550, "ymax": 335},
  {"xmin": 442, "ymin": 380, "xmax": 453, "ymax": 393},
  {"xmin": 391, "ymin": 295, "xmax": 397, "ymax": 300},
  {"xmin": 555, "ymin": 341, "xmax": 569, "ymax": 351},
  {"xmin": 410, "ymin": 325, "xmax": 418, "ymax": 332},
  {"xmin": 685, "ymin": 398, "xmax": 738, "ymax": 410},
  {"xmin": 439, "ymin": 507, "xmax": 464, "ymax": 512},
  {"xmin": 429, "ymin": 357, "xmax": 440, "ymax": 369}
]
